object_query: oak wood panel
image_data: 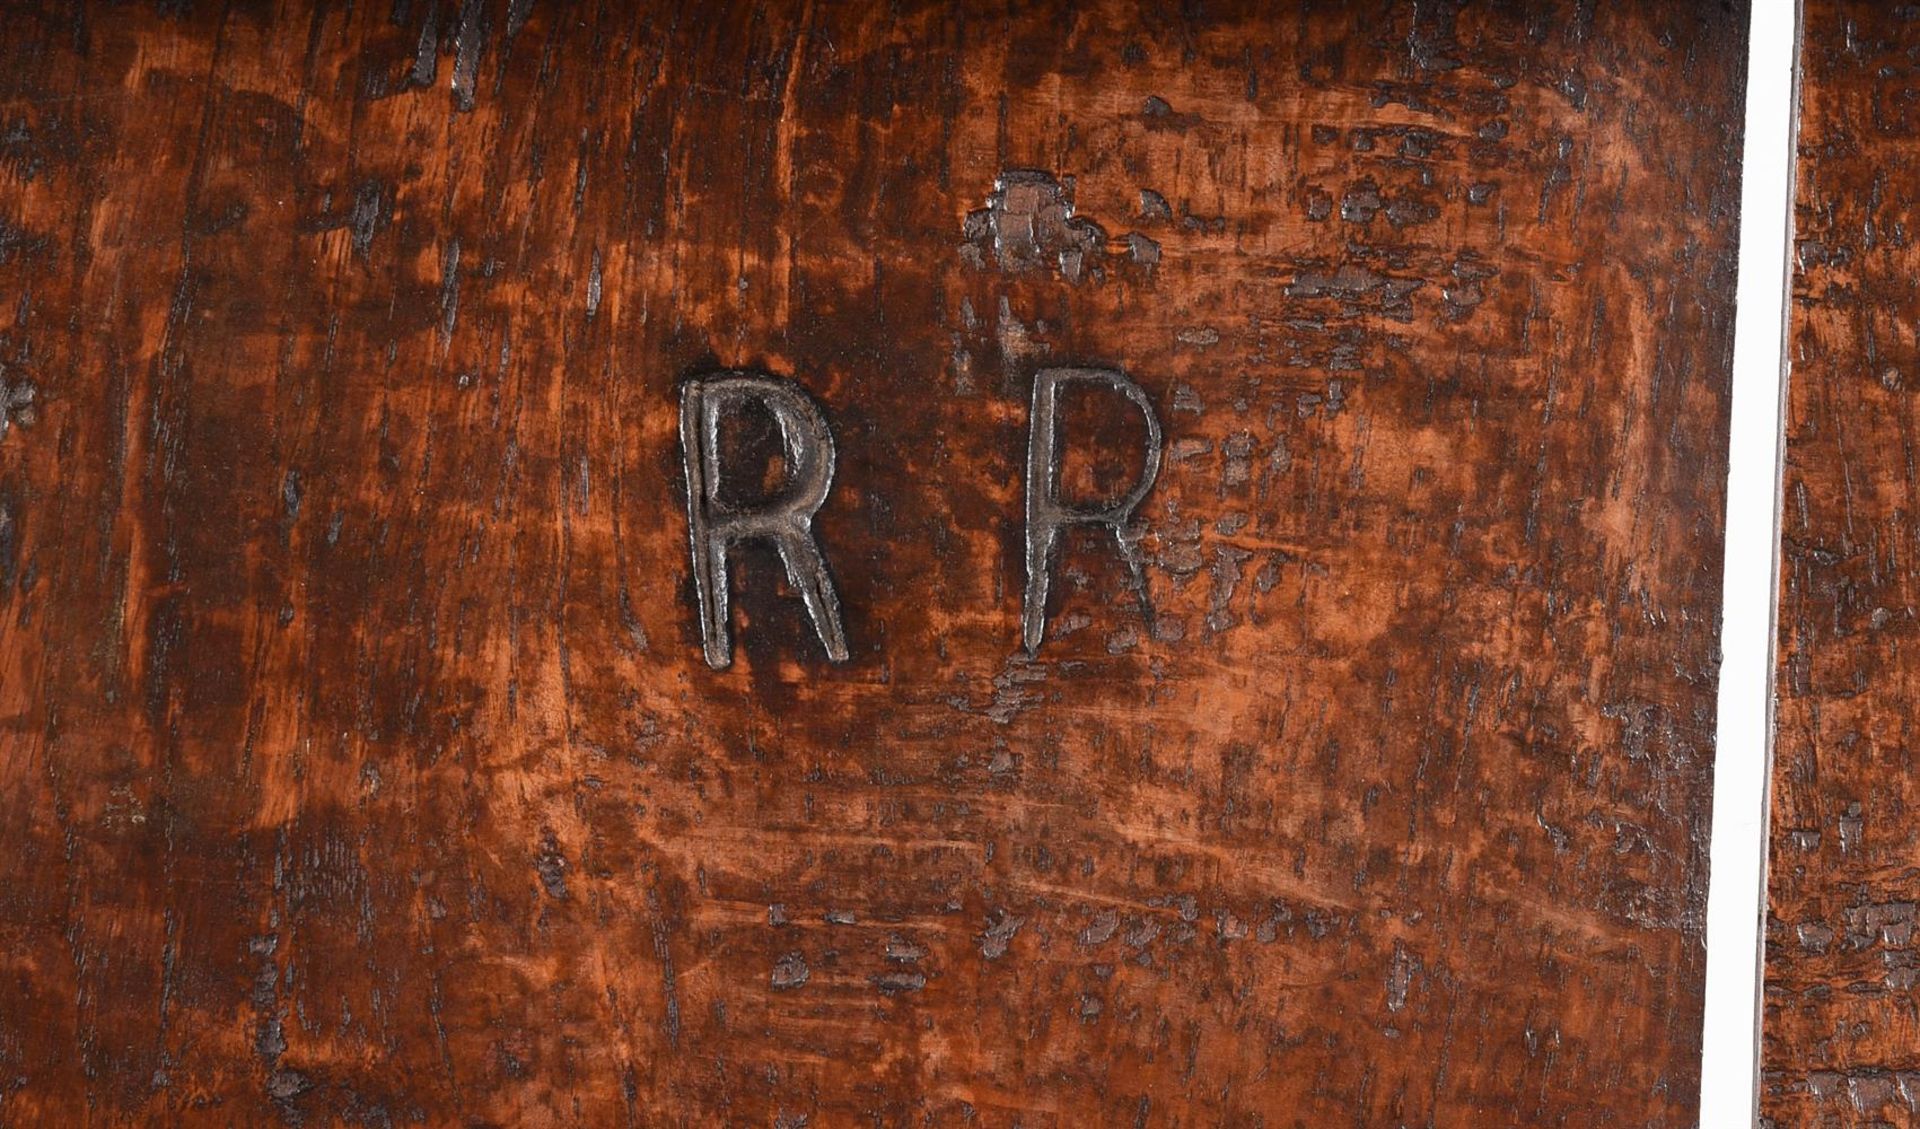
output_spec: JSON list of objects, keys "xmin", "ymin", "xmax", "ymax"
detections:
[
  {"xmin": 0, "ymin": 2, "xmax": 1746, "ymax": 1125},
  {"xmin": 1766, "ymin": 3, "xmax": 1920, "ymax": 1126}
]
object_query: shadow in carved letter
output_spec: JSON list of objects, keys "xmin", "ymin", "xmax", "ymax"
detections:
[
  {"xmin": 679, "ymin": 373, "xmax": 849, "ymax": 669},
  {"xmin": 1022, "ymin": 367, "xmax": 1163, "ymax": 655}
]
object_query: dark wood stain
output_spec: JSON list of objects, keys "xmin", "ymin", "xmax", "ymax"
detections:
[
  {"xmin": 0, "ymin": 2, "xmax": 1746, "ymax": 1125},
  {"xmin": 1767, "ymin": 3, "xmax": 1920, "ymax": 1125}
]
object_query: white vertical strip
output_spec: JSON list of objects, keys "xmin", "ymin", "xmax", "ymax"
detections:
[{"xmin": 1702, "ymin": 0, "xmax": 1800, "ymax": 1124}]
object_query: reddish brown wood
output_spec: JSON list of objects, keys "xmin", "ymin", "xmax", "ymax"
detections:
[
  {"xmin": 0, "ymin": 2, "xmax": 1746, "ymax": 1125},
  {"xmin": 1766, "ymin": 4, "xmax": 1920, "ymax": 1125}
]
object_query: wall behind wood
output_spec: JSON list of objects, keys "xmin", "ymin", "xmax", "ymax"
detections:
[{"xmin": 0, "ymin": 2, "xmax": 1746, "ymax": 1125}]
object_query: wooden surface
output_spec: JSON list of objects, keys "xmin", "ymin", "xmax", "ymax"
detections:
[
  {"xmin": 0, "ymin": 2, "xmax": 1747, "ymax": 1125},
  {"xmin": 1766, "ymin": 3, "xmax": 1920, "ymax": 1125}
]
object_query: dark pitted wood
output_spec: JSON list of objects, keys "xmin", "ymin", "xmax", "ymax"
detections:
[
  {"xmin": 0, "ymin": 2, "xmax": 1745, "ymax": 1125},
  {"xmin": 1767, "ymin": 4, "xmax": 1920, "ymax": 1125}
]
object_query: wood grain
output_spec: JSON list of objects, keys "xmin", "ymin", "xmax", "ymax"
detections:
[
  {"xmin": 0, "ymin": 2, "xmax": 1746, "ymax": 1125},
  {"xmin": 1766, "ymin": 3, "xmax": 1920, "ymax": 1125}
]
